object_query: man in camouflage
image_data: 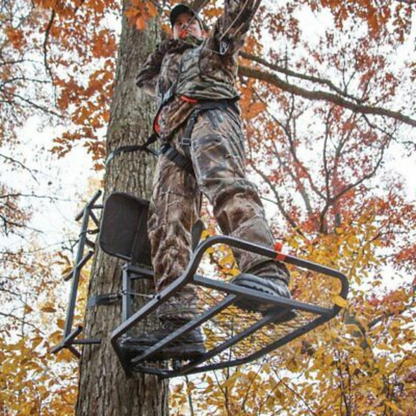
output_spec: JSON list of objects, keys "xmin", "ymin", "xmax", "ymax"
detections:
[{"xmin": 133, "ymin": 0, "xmax": 293, "ymax": 359}]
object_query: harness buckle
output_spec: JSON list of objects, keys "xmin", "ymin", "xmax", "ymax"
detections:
[
  {"xmin": 180, "ymin": 137, "xmax": 192, "ymax": 147},
  {"xmin": 158, "ymin": 143, "xmax": 170, "ymax": 156}
]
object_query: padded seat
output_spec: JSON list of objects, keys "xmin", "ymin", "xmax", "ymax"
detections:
[{"xmin": 99, "ymin": 192, "xmax": 152, "ymax": 267}]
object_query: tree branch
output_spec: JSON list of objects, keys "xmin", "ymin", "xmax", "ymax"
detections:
[
  {"xmin": 238, "ymin": 66, "xmax": 416, "ymax": 127},
  {"xmin": 43, "ymin": 9, "xmax": 56, "ymax": 82},
  {"xmin": 272, "ymin": 369, "xmax": 319, "ymax": 416},
  {"xmin": 241, "ymin": 51, "xmax": 360, "ymax": 103},
  {"xmin": 253, "ymin": 90, "xmax": 325, "ymax": 203},
  {"xmin": 249, "ymin": 160, "xmax": 306, "ymax": 237},
  {"xmin": 318, "ymin": 136, "xmax": 387, "ymax": 233},
  {"xmin": 8, "ymin": 93, "xmax": 63, "ymax": 117},
  {"xmin": 368, "ymin": 300, "xmax": 415, "ymax": 330},
  {"xmin": 0, "ymin": 311, "xmax": 41, "ymax": 332},
  {"xmin": 0, "ymin": 192, "xmax": 71, "ymax": 202},
  {"xmin": 0, "ymin": 214, "xmax": 43, "ymax": 235},
  {"xmin": 0, "ymin": 153, "xmax": 39, "ymax": 182}
]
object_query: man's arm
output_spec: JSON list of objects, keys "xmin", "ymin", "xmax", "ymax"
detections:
[
  {"xmin": 136, "ymin": 38, "xmax": 179, "ymax": 97},
  {"xmin": 210, "ymin": 0, "xmax": 262, "ymax": 54}
]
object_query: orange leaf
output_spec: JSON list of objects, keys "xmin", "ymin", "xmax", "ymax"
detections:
[
  {"xmin": 5, "ymin": 27, "xmax": 25, "ymax": 49},
  {"xmin": 125, "ymin": 7, "xmax": 140, "ymax": 22},
  {"xmin": 247, "ymin": 102, "xmax": 266, "ymax": 119},
  {"xmin": 136, "ymin": 16, "xmax": 147, "ymax": 31},
  {"xmin": 147, "ymin": 2, "xmax": 158, "ymax": 18}
]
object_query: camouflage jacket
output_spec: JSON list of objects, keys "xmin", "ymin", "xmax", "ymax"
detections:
[{"xmin": 136, "ymin": 0, "xmax": 261, "ymax": 139}]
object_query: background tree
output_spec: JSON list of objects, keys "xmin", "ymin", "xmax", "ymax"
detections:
[{"xmin": 74, "ymin": 3, "xmax": 171, "ymax": 415}]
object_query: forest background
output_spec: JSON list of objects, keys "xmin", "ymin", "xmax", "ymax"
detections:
[{"xmin": 0, "ymin": 0, "xmax": 415, "ymax": 415}]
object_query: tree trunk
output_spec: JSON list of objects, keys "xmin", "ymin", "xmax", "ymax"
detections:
[{"xmin": 76, "ymin": 10, "xmax": 169, "ymax": 416}]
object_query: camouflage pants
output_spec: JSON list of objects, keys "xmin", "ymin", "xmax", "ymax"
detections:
[{"xmin": 148, "ymin": 107, "xmax": 288, "ymax": 292}]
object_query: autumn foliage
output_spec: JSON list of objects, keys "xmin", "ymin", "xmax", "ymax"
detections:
[{"xmin": 1, "ymin": 0, "xmax": 415, "ymax": 415}]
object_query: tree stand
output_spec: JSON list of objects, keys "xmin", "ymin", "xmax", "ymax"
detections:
[{"xmin": 52, "ymin": 192, "xmax": 349, "ymax": 379}]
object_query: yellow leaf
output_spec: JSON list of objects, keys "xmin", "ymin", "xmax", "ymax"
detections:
[
  {"xmin": 385, "ymin": 401, "xmax": 400, "ymax": 412},
  {"xmin": 61, "ymin": 266, "xmax": 73, "ymax": 276},
  {"xmin": 332, "ymin": 295, "xmax": 348, "ymax": 308},
  {"xmin": 57, "ymin": 318, "xmax": 66, "ymax": 329},
  {"xmin": 31, "ymin": 336, "xmax": 44, "ymax": 349},
  {"xmin": 229, "ymin": 268, "xmax": 240, "ymax": 276},
  {"xmin": 201, "ymin": 230, "xmax": 211, "ymax": 239},
  {"xmin": 219, "ymin": 254, "xmax": 234, "ymax": 266},
  {"xmin": 41, "ymin": 306, "xmax": 56, "ymax": 313}
]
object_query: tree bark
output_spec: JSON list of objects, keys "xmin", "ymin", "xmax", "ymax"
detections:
[{"xmin": 76, "ymin": 11, "xmax": 169, "ymax": 416}]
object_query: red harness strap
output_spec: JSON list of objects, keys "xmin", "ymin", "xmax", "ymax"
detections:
[
  {"xmin": 153, "ymin": 96, "xmax": 198, "ymax": 134},
  {"xmin": 274, "ymin": 242, "xmax": 286, "ymax": 262},
  {"xmin": 180, "ymin": 95, "xmax": 198, "ymax": 104}
]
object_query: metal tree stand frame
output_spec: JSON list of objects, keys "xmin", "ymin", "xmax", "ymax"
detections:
[
  {"xmin": 51, "ymin": 190, "xmax": 103, "ymax": 357},
  {"xmin": 52, "ymin": 192, "xmax": 349, "ymax": 379}
]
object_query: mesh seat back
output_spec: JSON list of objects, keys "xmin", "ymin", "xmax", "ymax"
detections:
[{"xmin": 99, "ymin": 192, "xmax": 152, "ymax": 267}]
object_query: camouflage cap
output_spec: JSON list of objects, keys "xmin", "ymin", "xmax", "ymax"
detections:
[{"xmin": 170, "ymin": 3, "xmax": 202, "ymax": 27}]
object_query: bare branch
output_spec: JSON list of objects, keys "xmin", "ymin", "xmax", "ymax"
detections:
[
  {"xmin": 5, "ymin": 93, "xmax": 62, "ymax": 117},
  {"xmin": 318, "ymin": 138, "xmax": 387, "ymax": 233},
  {"xmin": 0, "ymin": 214, "xmax": 43, "ymax": 235},
  {"xmin": 0, "ymin": 311, "xmax": 42, "ymax": 332},
  {"xmin": 283, "ymin": 95, "xmax": 324, "ymax": 208},
  {"xmin": 394, "ymin": 0, "xmax": 416, "ymax": 4},
  {"xmin": 0, "ymin": 192, "xmax": 71, "ymax": 202},
  {"xmin": 361, "ymin": 114, "xmax": 407, "ymax": 149},
  {"xmin": 272, "ymin": 368, "xmax": 319, "ymax": 416},
  {"xmin": 333, "ymin": 347, "xmax": 352, "ymax": 415},
  {"xmin": 43, "ymin": 9, "xmax": 56, "ymax": 82},
  {"xmin": 253, "ymin": 90, "xmax": 325, "ymax": 202},
  {"xmin": 249, "ymin": 160, "xmax": 305, "ymax": 237},
  {"xmin": 0, "ymin": 77, "xmax": 50, "ymax": 88},
  {"xmin": 0, "ymin": 153, "xmax": 39, "ymax": 182},
  {"xmin": 241, "ymin": 51, "xmax": 360, "ymax": 103},
  {"xmin": 239, "ymin": 66, "xmax": 416, "ymax": 127},
  {"xmin": 368, "ymin": 299, "xmax": 415, "ymax": 330},
  {"xmin": 184, "ymin": 376, "xmax": 195, "ymax": 416}
]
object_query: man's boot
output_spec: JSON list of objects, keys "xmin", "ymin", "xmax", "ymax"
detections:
[
  {"xmin": 231, "ymin": 261, "xmax": 296, "ymax": 323},
  {"xmin": 120, "ymin": 320, "xmax": 205, "ymax": 361},
  {"xmin": 120, "ymin": 287, "xmax": 206, "ymax": 362}
]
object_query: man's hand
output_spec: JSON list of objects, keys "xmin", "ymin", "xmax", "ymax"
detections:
[
  {"xmin": 156, "ymin": 38, "xmax": 181, "ymax": 56},
  {"xmin": 221, "ymin": 0, "xmax": 261, "ymax": 37}
]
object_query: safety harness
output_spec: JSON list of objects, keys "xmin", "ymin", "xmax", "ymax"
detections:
[{"xmin": 105, "ymin": 98, "xmax": 238, "ymax": 176}]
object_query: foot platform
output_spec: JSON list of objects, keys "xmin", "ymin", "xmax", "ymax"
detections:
[{"xmin": 111, "ymin": 235, "xmax": 348, "ymax": 379}]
